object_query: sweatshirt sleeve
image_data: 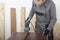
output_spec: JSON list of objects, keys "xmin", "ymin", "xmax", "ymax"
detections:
[
  {"xmin": 28, "ymin": 1, "xmax": 35, "ymax": 20},
  {"xmin": 47, "ymin": 2, "xmax": 57, "ymax": 31}
]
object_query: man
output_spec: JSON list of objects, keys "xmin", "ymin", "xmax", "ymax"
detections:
[{"xmin": 24, "ymin": 0, "xmax": 57, "ymax": 40}]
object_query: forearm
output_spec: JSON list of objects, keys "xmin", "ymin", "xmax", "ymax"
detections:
[
  {"xmin": 47, "ymin": 2, "xmax": 57, "ymax": 31},
  {"xmin": 28, "ymin": 1, "xmax": 35, "ymax": 20},
  {"xmin": 47, "ymin": 18, "xmax": 57, "ymax": 31}
]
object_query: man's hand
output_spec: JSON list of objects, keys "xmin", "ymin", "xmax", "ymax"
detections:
[
  {"xmin": 44, "ymin": 28, "xmax": 50, "ymax": 35},
  {"xmin": 24, "ymin": 17, "xmax": 30, "ymax": 32}
]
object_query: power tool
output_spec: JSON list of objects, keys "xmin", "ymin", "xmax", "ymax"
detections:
[
  {"xmin": 24, "ymin": 17, "xmax": 30, "ymax": 40},
  {"xmin": 24, "ymin": 17, "xmax": 30, "ymax": 31}
]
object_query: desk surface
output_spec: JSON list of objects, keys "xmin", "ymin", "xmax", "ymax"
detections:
[{"xmin": 8, "ymin": 32, "xmax": 47, "ymax": 40}]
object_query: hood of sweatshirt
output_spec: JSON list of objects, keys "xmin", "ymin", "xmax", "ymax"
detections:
[{"xmin": 34, "ymin": 0, "xmax": 52, "ymax": 6}]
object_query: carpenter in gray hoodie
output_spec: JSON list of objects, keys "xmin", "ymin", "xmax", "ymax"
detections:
[{"xmin": 26, "ymin": 0, "xmax": 57, "ymax": 40}]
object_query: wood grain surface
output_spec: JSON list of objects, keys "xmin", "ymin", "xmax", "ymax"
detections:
[{"xmin": 8, "ymin": 32, "xmax": 47, "ymax": 40}]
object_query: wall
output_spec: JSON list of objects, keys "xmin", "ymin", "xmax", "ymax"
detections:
[{"xmin": 53, "ymin": 0, "xmax": 60, "ymax": 23}]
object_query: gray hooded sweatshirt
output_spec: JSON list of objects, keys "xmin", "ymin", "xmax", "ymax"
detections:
[{"xmin": 28, "ymin": 0, "xmax": 57, "ymax": 33}]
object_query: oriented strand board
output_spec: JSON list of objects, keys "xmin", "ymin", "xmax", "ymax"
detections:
[
  {"xmin": 21, "ymin": 7, "xmax": 26, "ymax": 32},
  {"xmin": 30, "ymin": 16, "xmax": 36, "ymax": 32},
  {"xmin": 54, "ymin": 22, "xmax": 60, "ymax": 40},
  {"xmin": 0, "ymin": 3, "xmax": 5, "ymax": 40},
  {"xmin": 11, "ymin": 8, "xmax": 16, "ymax": 34}
]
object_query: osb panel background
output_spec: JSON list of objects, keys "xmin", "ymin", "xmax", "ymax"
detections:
[
  {"xmin": 54, "ymin": 22, "xmax": 60, "ymax": 40},
  {"xmin": 29, "ymin": 16, "xmax": 36, "ymax": 32},
  {"xmin": 0, "ymin": 3, "xmax": 5, "ymax": 40}
]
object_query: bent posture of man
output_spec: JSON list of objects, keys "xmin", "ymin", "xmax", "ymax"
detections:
[{"xmin": 24, "ymin": 0, "xmax": 57, "ymax": 40}]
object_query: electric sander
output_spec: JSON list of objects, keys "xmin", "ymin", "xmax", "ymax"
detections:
[{"xmin": 24, "ymin": 17, "xmax": 30, "ymax": 40}]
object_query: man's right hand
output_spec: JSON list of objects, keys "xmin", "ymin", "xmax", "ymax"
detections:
[{"xmin": 24, "ymin": 17, "xmax": 30, "ymax": 32}]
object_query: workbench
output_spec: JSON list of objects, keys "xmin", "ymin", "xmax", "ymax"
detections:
[{"xmin": 8, "ymin": 32, "xmax": 47, "ymax": 40}]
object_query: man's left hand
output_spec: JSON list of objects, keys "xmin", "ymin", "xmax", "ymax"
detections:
[{"xmin": 44, "ymin": 28, "xmax": 50, "ymax": 35}]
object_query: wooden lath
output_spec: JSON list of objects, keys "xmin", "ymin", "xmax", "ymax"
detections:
[
  {"xmin": 0, "ymin": 3, "xmax": 5, "ymax": 40},
  {"xmin": 10, "ymin": 8, "xmax": 16, "ymax": 34},
  {"xmin": 21, "ymin": 7, "xmax": 26, "ymax": 32}
]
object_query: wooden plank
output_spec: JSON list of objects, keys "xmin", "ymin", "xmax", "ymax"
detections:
[
  {"xmin": 11, "ymin": 8, "xmax": 16, "ymax": 34},
  {"xmin": 54, "ymin": 22, "xmax": 60, "ymax": 40},
  {"xmin": 8, "ymin": 32, "xmax": 47, "ymax": 40},
  {"xmin": 21, "ymin": 7, "xmax": 26, "ymax": 32},
  {"xmin": 0, "ymin": 3, "xmax": 5, "ymax": 40}
]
